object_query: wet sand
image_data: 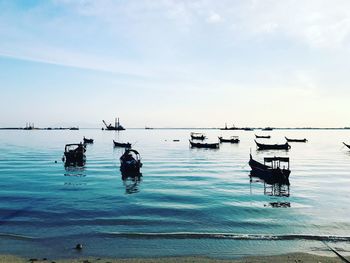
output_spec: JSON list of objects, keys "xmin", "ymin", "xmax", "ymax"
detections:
[{"xmin": 0, "ymin": 253, "xmax": 347, "ymax": 263}]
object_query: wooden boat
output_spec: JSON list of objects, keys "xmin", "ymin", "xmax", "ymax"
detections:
[
  {"xmin": 285, "ymin": 137, "xmax": 307, "ymax": 143},
  {"xmin": 255, "ymin": 134, "xmax": 271, "ymax": 139},
  {"xmin": 113, "ymin": 140, "xmax": 131, "ymax": 148},
  {"xmin": 189, "ymin": 140, "xmax": 219, "ymax": 149},
  {"xmin": 62, "ymin": 143, "xmax": 86, "ymax": 166},
  {"xmin": 83, "ymin": 137, "xmax": 94, "ymax": 144},
  {"xmin": 120, "ymin": 149, "xmax": 142, "ymax": 175},
  {"xmin": 255, "ymin": 140, "xmax": 291, "ymax": 150},
  {"xmin": 190, "ymin": 132, "xmax": 206, "ymax": 140},
  {"xmin": 218, "ymin": 136, "xmax": 240, "ymax": 143},
  {"xmin": 102, "ymin": 118, "xmax": 125, "ymax": 131},
  {"xmin": 249, "ymin": 154, "xmax": 290, "ymax": 185},
  {"xmin": 343, "ymin": 142, "xmax": 350, "ymax": 149}
]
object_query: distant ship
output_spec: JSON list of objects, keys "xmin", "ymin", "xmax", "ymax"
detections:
[
  {"xmin": 220, "ymin": 123, "xmax": 240, "ymax": 130},
  {"xmin": 145, "ymin": 126, "xmax": 154, "ymax": 130},
  {"xmin": 102, "ymin": 118, "xmax": 125, "ymax": 131}
]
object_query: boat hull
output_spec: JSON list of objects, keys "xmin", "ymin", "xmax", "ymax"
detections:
[{"xmin": 190, "ymin": 141, "xmax": 219, "ymax": 149}]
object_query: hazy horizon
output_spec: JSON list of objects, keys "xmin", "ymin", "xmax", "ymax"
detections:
[{"xmin": 1, "ymin": 0, "xmax": 350, "ymax": 128}]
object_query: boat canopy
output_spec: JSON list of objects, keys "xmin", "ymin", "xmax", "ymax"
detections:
[{"xmin": 264, "ymin": 157, "xmax": 289, "ymax": 163}]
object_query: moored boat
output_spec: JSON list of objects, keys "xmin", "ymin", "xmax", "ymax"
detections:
[
  {"xmin": 62, "ymin": 143, "xmax": 86, "ymax": 166},
  {"xmin": 189, "ymin": 140, "xmax": 219, "ymax": 149},
  {"xmin": 255, "ymin": 140, "xmax": 291, "ymax": 150},
  {"xmin": 83, "ymin": 137, "xmax": 94, "ymax": 144},
  {"xmin": 218, "ymin": 136, "xmax": 240, "ymax": 143},
  {"xmin": 343, "ymin": 142, "xmax": 350, "ymax": 149},
  {"xmin": 190, "ymin": 132, "xmax": 206, "ymax": 140},
  {"xmin": 255, "ymin": 134, "xmax": 271, "ymax": 139},
  {"xmin": 249, "ymin": 154, "xmax": 290, "ymax": 185},
  {"xmin": 285, "ymin": 137, "xmax": 307, "ymax": 143},
  {"xmin": 113, "ymin": 140, "xmax": 131, "ymax": 148},
  {"xmin": 120, "ymin": 149, "xmax": 142, "ymax": 175}
]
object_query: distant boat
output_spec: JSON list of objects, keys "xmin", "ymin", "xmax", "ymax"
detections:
[
  {"xmin": 113, "ymin": 140, "xmax": 131, "ymax": 148},
  {"xmin": 255, "ymin": 140, "xmax": 291, "ymax": 150},
  {"xmin": 120, "ymin": 149, "xmax": 142, "ymax": 175},
  {"xmin": 343, "ymin": 142, "xmax": 350, "ymax": 149},
  {"xmin": 145, "ymin": 126, "xmax": 153, "ymax": 130},
  {"xmin": 262, "ymin": 127, "xmax": 273, "ymax": 131},
  {"xmin": 243, "ymin": 127, "xmax": 254, "ymax": 131},
  {"xmin": 189, "ymin": 140, "xmax": 219, "ymax": 149},
  {"xmin": 285, "ymin": 137, "xmax": 307, "ymax": 143},
  {"xmin": 62, "ymin": 143, "xmax": 86, "ymax": 167},
  {"xmin": 218, "ymin": 136, "xmax": 240, "ymax": 143},
  {"xmin": 190, "ymin": 132, "xmax": 206, "ymax": 140},
  {"xmin": 83, "ymin": 137, "xmax": 94, "ymax": 144},
  {"xmin": 255, "ymin": 134, "xmax": 271, "ymax": 139},
  {"xmin": 69, "ymin": 127, "xmax": 79, "ymax": 130},
  {"xmin": 220, "ymin": 123, "xmax": 240, "ymax": 130},
  {"xmin": 249, "ymin": 154, "xmax": 290, "ymax": 185},
  {"xmin": 103, "ymin": 118, "xmax": 125, "ymax": 131}
]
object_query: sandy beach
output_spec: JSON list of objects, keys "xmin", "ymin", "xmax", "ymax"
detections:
[{"xmin": 0, "ymin": 253, "xmax": 348, "ymax": 263}]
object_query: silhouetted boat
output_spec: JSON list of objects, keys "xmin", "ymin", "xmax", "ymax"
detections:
[
  {"xmin": 255, "ymin": 134, "xmax": 271, "ymax": 139},
  {"xmin": 103, "ymin": 118, "xmax": 125, "ymax": 131},
  {"xmin": 255, "ymin": 140, "xmax": 291, "ymax": 150},
  {"xmin": 262, "ymin": 127, "xmax": 273, "ymax": 131},
  {"xmin": 62, "ymin": 143, "xmax": 86, "ymax": 166},
  {"xmin": 189, "ymin": 140, "xmax": 219, "ymax": 149},
  {"xmin": 218, "ymin": 136, "xmax": 240, "ymax": 143},
  {"xmin": 69, "ymin": 127, "xmax": 79, "ymax": 130},
  {"xmin": 243, "ymin": 127, "xmax": 254, "ymax": 131},
  {"xmin": 113, "ymin": 140, "xmax": 131, "ymax": 148},
  {"xmin": 249, "ymin": 154, "xmax": 290, "ymax": 185},
  {"xmin": 83, "ymin": 137, "xmax": 94, "ymax": 144},
  {"xmin": 120, "ymin": 149, "xmax": 142, "ymax": 175},
  {"xmin": 343, "ymin": 142, "xmax": 350, "ymax": 149},
  {"xmin": 285, "ymin": 137, "xmax": 307, "ymax": 142},
  {"xmin": 220, "ymin": 123, "xmax": 240, "ymax": 130},
  {"xmin": 190, "ymin": 132, "xmax": 206, "ymax": 140}
]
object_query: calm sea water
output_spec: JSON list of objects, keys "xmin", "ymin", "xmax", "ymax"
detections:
[{"xmin": 0, "ymin": 129, "xmax": 349, "ymax": 259}]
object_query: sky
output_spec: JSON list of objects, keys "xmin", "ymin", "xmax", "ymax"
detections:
[{"xmin": 1, "ymin": 0, "xmax": 350, "ymax": 128}]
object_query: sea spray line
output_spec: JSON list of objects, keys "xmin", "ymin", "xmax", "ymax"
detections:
[{"xmin": 102, "ymin": 232, "xmax": 350, "ymax": 241}]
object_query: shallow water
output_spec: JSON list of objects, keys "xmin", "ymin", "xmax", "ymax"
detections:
[{"xmin": 0, "ymin": 129, "xmax": 349, "ymax": 259}]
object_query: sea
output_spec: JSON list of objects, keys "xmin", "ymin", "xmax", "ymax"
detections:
[{"xmin": 0, "ymin": 129, "xmax": 349, "ymax": 259}]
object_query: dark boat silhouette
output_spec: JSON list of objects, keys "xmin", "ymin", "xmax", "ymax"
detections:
[
  {"xmin": 120, "ymin": 149, "xmax": 142, "ymax": 175},
  {"xmin": 62, "ymin": 143, "xmax": 86, "ymax": 167},
  {"xmin": 218, "ymin": 136, "xmax": 240, "ymax": 143},
  {"xmin": 255, "ymin": 140, "xmax": 291, "ymax": 150},
  {"xmin": 102, "ymin": 118, "xmax": 125, "ymax": 131},
  {"xmin": 249, "ymin": 154, "xmax": 290, "ymax": 185},
  {"xmin": 255, "ymin": 134, "xmax": 271, "ymax": 139},
  {"xmin": 262, "ymin": 127, "xmax": 273, "ymax": 131},
  {"xmin": 285, "ymin": 137, "xmax": 308, "ymax": 143},
  {"xmin": 189, "ymin": 140, "xmax": 219, "ymax": 149},
  {"xmin": 83, "ymin": 137, "xmax": 94, "ymax": 144},
  {"xmin": 190, "ymin": 132, "xmax": 206, "ymax": 140},
  {"xmin": 343, "ymin": 142, "xmax": 350, "ymax": 149},
  {"xmin": 113, "ymin": 140, "xmax": 131, "ymax": 148}
]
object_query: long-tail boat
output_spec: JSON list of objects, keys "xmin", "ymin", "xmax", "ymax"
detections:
[
  {"xmin": 189, "ymin": 140, "xmax": 219, "ymax": 149},
  {"xmin": 190, "ymin": 132, "xmax": 206, "ymax": 140},
  {"xmin": 249, "ymin": 154, "xmax": 290, "ymax": 185},
  {"xmin": 343, "ymin": 142, "xmax": 350, "ymax": 149},
  {"xmin": 62, "ymin": 143, "xmax": 86, "ymax": 166},
  {"xmin": 218, "ymin": 136, "xmax": 240, "ymax": 143},
  {"xmin": 285, "ymin": 137, "xmax": 307, "ymax": 143},
  {"xmin": 255, "ymin": 140, "xmax": 291, "ymax": 150},
  {"xmin": 83, "ymin": 137, "xmax": 94, "ymax": 144},
  {"xmin": 120, "ymin": 149, "xmax": 142, "ymax": 175},
  {"xmin": 255, "ymin": 134, "xmax": 271, "ymax": 139},
  {"xmin": 113, "ymin": 140, "xmax": 131, "ymax": 148}
]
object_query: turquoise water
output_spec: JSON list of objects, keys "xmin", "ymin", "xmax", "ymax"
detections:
[{"xmin": 0, "ymin": 129, "xmax": 349, "ymax": 259}]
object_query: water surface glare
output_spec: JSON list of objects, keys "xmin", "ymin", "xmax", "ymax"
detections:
[{"xmin": 0, "ymin": 129, "xmax": 349, "ymax": 259}]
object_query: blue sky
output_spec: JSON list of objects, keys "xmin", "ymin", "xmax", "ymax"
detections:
[{"xmin": 1, "ymin": 0, "xmax": 350, "ymax": 127}]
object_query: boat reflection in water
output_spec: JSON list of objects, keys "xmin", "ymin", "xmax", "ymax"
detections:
[
  {"xmin": 122, "ymin": 174, "xmax": 142, "ymax": 194},
  {"xmin": 64, "ymin": 166, "xmax": 86, "ymax": 177}
]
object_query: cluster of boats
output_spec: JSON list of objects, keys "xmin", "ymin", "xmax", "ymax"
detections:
[
  {"xmin": 63, "ymin": 137, "xmax": 142, "ymax": 177},
  {"xmin": 62, "ymin": 131, "xmax": 350, "ymax": 189}
]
